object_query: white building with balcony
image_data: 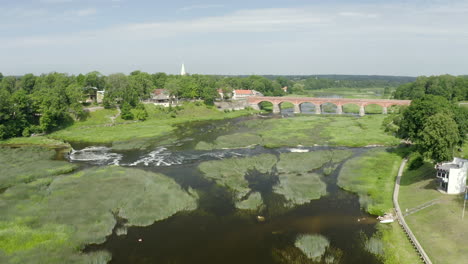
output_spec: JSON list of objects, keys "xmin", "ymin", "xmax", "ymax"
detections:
[{"xmin": 436, "ymin": 157, "xmax": 468, "ymax": 194}]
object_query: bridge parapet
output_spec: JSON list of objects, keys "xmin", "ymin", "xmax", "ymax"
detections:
[{"xmin": 248, "ymin": 96, "xmax": 411, "ymax": 115}]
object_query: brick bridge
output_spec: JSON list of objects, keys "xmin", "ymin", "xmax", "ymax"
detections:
[{"xmin": 247, "ymin": 96, "xmax": 411, "ymax": 116}]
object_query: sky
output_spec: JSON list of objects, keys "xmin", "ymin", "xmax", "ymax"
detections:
[{"xmin": 1, "ymin": 0, "xmax": 468, "ymax": 76}]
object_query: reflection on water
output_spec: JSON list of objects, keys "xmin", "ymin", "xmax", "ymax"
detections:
[{"xmin": 74, "ymin": 116, "xmax": 383, "ymax": 264}]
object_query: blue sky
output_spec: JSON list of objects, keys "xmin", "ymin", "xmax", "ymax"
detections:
[{"xmin": 1, "ymin": 0, "xmax": 468, "ymax": 76}]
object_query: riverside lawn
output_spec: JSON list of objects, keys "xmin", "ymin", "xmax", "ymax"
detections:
[
  {"xmin": 398, "ymin": 154, "xmax": 468, "ymax": 264},
  {"xmin": 48, "ymin": 102, "xmax": 257, "ymax": 145},
  {"xmin": 337, "ymin": 147, "xmax": 421, "ymax": 263}
]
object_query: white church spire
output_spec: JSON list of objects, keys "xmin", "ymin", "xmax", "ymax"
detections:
[{"xmin": 180, "ymin": 63, "xmax": 187, "ymax": 76}]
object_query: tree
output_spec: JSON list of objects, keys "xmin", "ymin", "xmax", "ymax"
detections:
[
  {"xmin": 120, "ymin": 102, "xmax": 134, "ymax": 120},
  {"xmin": 19, "ymin": 74, "xmax": 37, "ymax": 93},
  {"xmin": 129, "ymin": 72, "xmax": 155, "ymax": 101},
  {"xmin": 1, "ymin": 76, "xmax": 18, "ymax": 93},
  {"xmin": 418, "ymin": 113, "xmax": 460, "ymax": 162},
  {"xmin": 134, "ymin": 104, "xmax": 148, "ymax": 121},
  {"xmin": 104, "ymin": 73, "xmax": 129, "ymax": 108},
  {"xmin": 164, "ymin": 78, "xmax": 181, "ymax": 105},
  {"xmin": 397, "ymin": 95, "xmax": 453, "ymax": 140},
  {"xmin": 84, "ymin": 71, "xmax": 105, "ymax": 89},
  {"xmin": 152, "ymin": 72, "xmax": 167, "ymax": 88}
]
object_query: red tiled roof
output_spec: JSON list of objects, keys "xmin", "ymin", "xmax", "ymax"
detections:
[
  {"xmin": 153, "ymin": 89, "xmax": 167, "ymax": 95},
  {"xmin": 234, "ymin": 90, "xmax": 254, "ymax": 95}
]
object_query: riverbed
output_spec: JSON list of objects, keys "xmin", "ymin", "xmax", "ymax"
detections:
[{"xmin": 61, "ymin": 114, "xmax": 385, "ymax": 264}]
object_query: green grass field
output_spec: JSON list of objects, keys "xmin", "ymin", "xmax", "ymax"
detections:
[
  {"xmin": 337, "ymin": 148, "xmax": 422, "ymax": 263},
  {"xmin": 50, "ymin": 103, "xmax": 257, "ymax": 145},
  {"xmin": 337, "ymin": 148, "xmax": 403, "ymax": 215},
  {"xmin": 287, "ymin": 87, "xmax": 394, "ymax": 99},
  {"xmin": 196, "ymin": 115, "xmax": 400, "ymax": 150},
  {"xmin": 376, "ymin": 222, "xmax": 423, "ymax": 264},
  {"xmin": 398, "ymin": 155, "xmax": 468, "ymax": 264}
]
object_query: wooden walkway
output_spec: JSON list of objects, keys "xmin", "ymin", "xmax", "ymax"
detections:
[{"xmin": 393, "ymin": 158, "xmax": 433, "ymax": 264}]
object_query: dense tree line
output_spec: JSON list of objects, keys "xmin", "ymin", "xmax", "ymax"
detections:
[
  {"xmin": 0, "ymin": 71, "xmax": 288, "ymax": 139},
  {"xmin": 0, "ymin": 73, "xmax": 85, "ymax": 139},
  {"xmin": 385, "ymin": 95, "xmax": 468, "ymax": 162},
  {"xmin": 393, "ymin": 75, "xmax": 468, "ymax": 101}
]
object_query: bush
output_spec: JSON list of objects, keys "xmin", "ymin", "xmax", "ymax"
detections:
[
  {"xmin": 408, "ymin": 154, "xmax": 424, "ymax": 170},
  {"xmin": 120, "ymin": 103, "xmax": 134, "ymax": 120},
  {"xmin": 134, "ymin": 104, "xmax": 148, "ymax": 121}
]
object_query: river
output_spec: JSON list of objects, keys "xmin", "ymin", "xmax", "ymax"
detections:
[{"xmin": 67, "ymin": 114, "xmax": 383, "ymax": 264}]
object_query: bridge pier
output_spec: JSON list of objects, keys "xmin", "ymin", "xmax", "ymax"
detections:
[
  {"xmin": 273, "ymin": 103, "xmax": 281, "ymax": 114},
  {"xmin": 336, "ymin": 105, "xmax": 343, "ymax": 115},
  {"xmin": 294, "ymin": 104, "xmax": 301, "ymax": 114},
  {"xmin": 382, "ymin": 106, "xmax": 388, "ymax": 114},
  {"xmin": 250, "ymin": 104, "xmax": 260, "ymax": 111},
  {"xmin": 315, "ymin": 104, "xmax": 321, "ymax": 114},
  {"xmin": 359, "ymin": 105, "xmax": 365, "ymax": 116}
]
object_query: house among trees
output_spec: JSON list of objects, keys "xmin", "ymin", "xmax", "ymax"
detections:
[
  {"xmin": 232, "ymin": 90, "xmax": 263, "ymax": 100},
  {"xmin": 435, "ymin": 158, "xmax": 468, "ymax": 194},
  {"xmin": 150, "ymin": 89, "xmax": 172, "ymax": 107}
]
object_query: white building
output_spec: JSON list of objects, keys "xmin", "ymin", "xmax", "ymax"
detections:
[
  {"xmin": 180, "ymin": 63, "xmax": 187, "ymax": 76},
  {"xmin": 232, "ymin": 90, "xmax": 263, "ymax": 100},
  {"xmin": 436, "ymin": 157, "xmax": 468, "ymax": 194}
]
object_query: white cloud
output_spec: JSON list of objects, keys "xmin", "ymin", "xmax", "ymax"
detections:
[
  {"xmin": 76, "ymin": 8, "xmax": 97, "ymax": 16},
  {"xmin": 179, "ymin": 4, "xmax": 224, "ymax": 12},
  {"xmin": 40, "ymin": 0, "xmax": 73, "ymax": 4},
  {"xmin": 2, "ymin": 2, "xmax": 468, "ymax": 75},
  {"xmin": 338, "ymin": 11, "xmax": 379, "ymax": 18}
]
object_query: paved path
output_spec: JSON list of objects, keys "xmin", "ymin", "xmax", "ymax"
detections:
[{"xmin": 393, "ymin": 158, "xmax": 432, "ymax": 264}]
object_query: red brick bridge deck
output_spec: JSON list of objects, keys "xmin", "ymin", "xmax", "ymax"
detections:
[{"xmin": 247, "ymin": 96, "xmax": 411, "ymax": 116}]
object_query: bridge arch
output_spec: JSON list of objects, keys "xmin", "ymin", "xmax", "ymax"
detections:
[
  {"xmin": 342, "ymin": 103, "xmax": 360, "ymax": 114},
  {"xmin": 320, "ymin": 102, "xmax": 339, "ymax": 114},
  {"xmin": 279, "ymin": 101, "xmax": 295, "ymax": 114},
  {"xmin": 247, "ymin": 96, "xmax": 411, "ymax": 115},
  {"xmin": 257, "ymin": 101, "xmax": 274, "ymax": 112},
  {"xmin": 299, "ymin": 102, "xmax": 317, "ymax": 114},
  {"xmin": 364, "ymin": 104, "xmax": 384, "ymax": 114}
]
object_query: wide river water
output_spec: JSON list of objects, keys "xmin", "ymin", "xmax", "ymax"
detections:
[{"xmin": 67, "ymin": 114, "xmax": 383, "ymax": 264}]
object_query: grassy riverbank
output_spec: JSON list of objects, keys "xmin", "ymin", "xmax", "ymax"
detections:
[
  {"xmin": 337, "ymin": 148, "xmax": 422, "ymax": 263},
  {"xmin": 197, "ymin": 115, "xmax": 400, "ymax": 150},
  {"xmin": 49, "ymin": 103, "xmax": 257, "ymax": 145},
  {"xmin": 338, "ymin": 148, "xmax": 403, "ymax": 215},
  {"xmin": 0, "ymin": 136, "xmax": 70, "ymax": 148},
  {"xmin": 398, "ymin": 154, "xmax": 468, "ymax": 264}
]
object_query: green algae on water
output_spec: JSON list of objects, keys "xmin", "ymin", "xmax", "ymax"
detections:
[
  {"xmin": 295, "ymin": 234, "xmax": 330, "ymax": 261},
  {"xmin": 0, "ymin": 146, "xmax": 77, "ymax": 189},
  {"xmin": 0, "ymin": 166, "xmax": 198, "ymax": 264}
]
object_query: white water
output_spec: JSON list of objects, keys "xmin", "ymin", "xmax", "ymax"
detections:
[{"xmin": 69, "ymin": 147, "xmax": 122, "ymax": 165}]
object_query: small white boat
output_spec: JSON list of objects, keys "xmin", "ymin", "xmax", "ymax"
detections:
[
  {"xmin": 377, "ymin": 213, "xmax": 395, "ymax": 223},
  {"xmin": 289, "ymin": 148, "xmax": 309, "ymax": 153}
]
